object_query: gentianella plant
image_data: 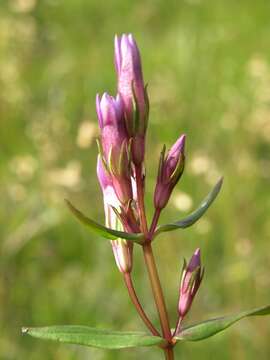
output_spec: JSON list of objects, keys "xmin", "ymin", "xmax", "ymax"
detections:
[{"xmin": 23, "ymin": 34, "xmax": 270, "ymax": 360}]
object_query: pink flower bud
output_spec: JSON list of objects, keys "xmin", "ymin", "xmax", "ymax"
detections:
[
  {"xmin": 96, "ymin": 93, "xmax": 133, "ymax": 204},
  {"xmin": 97, "ymin": 156, "xmax": 133, "ymax": 274},
  {"xmin": 96, "ymin": 156, "xmax": 118, "ymax": 208},
  {"xmin": 114, "ymin": 34, "xmax": 149, "ymax": 165},
  {"xmin": 178, "ymin": 248, "xmax": 204, "ymax": 318},
  {"xmin": 96, "ymin": 93, "xmax": 127, "ymax": 160},
  {"xmin": 111, "ymin": 238, "xmax": 133, "ymax": 274},
  {"xmin": 154, "ymin": 134, "xmax": 186, "ymax": 210},
  {"xmin": 114, "ymin": 34, "xmax": 146, "ymax": 125}
]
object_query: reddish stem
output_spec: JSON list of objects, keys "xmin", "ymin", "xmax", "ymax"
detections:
[
  {"xmin": 148, "ymin": 208, "xmax": 161, "ymax": 241},
  {"xmin": 143, "ymin": 243, "xmax": 172, "ymax": 341},
  {"xmin": 164, "ymin": 347, "xmax": 174, "ymax": 360},
  {"xmin": 124, "ymin": 273, "xmax": 161, "ymax": 337},
  {"xmin": 135, "ymin": 164, "xmax": 175, "ymax": 359},
  {"xmin": 173, "ymin": 316, "xmax": 183, "ymax": 337},
  {"xmin": 135, "ymin": 165, "xmax": 148, "ymax": 235}
]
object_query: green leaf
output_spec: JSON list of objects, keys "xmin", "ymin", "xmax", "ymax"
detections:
[
  {"xmin": 22, "ymin": 326, "xmax": 165, "ymax": 349},
  {"xmin": 155, "ymin": 177, "xmax": 223, "ymax": 237},
  {"xmin": 65, "ymin": 200, "xmax": 143, "ymax": 244},
  {"xmin": 175, "ymin": 304, "xmax": 270, "ymax": 342}
]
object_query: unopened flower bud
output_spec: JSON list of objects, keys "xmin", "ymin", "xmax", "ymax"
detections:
[
  {"xmin": 111, "ymin": 238, "xmax": 133, "ymax": 274},
  {"xmin": 178, "ymin": 248, "xmax": 204, "ymax": 318},
  {"xmin": 154, "ymin": 134, "xmax": 186, "ymax": 210},
  {"xmin": 97, "ymin": 157, "xmax": 133, "ymax": 273},
  {"xmin": 114, "ymin": 34, "xmax": 149, "ymax": 165},
  {"xmin": 96, "ymin": 93, "xmax": 133, "ymax": 204},
  {"xmin": 96, "ymin": 155, "xmax": 116, "ymax": 206},
  {"xmin": 96, "ymin": 93, "xmax": 127, "ymax": 161}
]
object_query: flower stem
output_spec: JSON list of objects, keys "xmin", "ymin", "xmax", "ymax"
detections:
[
  {"xmin": 173, "ymin": 316, "xmax": 183, "ymax": 337},
  {"xmin": 135, "ymin": 164, "xmax": 174, "ymax": 358},
  {"xmin": 142, "ymin": 243, "xmax": 172, "ymax": 341},
  {"xmin": 148, "ymin": 208, "xmax": 161, "ymax": 241},
  {"xmin": 135, "ymin": 165, "xmax": 148, "ymax": 235},
  {"xmin": 123, "ymin": 273, "xmax": 161, "ymax": 337},
  {"xmin": 164, "ymin": 347, "xmax": 174, "ymax": 360}
]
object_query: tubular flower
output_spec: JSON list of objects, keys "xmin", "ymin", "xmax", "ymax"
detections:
[
  {"xmin": 97, "ymin": 156, "xmax": 133, "ymax": 274},
  {"xmin": 114, "ymin": 34, "xmax": 149, "ymax": 165},
  {"xmin": 96, "ymin": 92, "xmax": 133, "ymax": 204},
  {"xmin": 154, "ymin": 134, "xmax": 186, "ymax": 210},
  {"xmin": 178, "ymin": 248, "xmax": 204, "ymax": 318}
]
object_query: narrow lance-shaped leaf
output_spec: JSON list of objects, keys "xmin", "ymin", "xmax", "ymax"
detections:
[
  {"xmin": 22, "ymin": 326, "xmax": 165, "ymax": 349},
  {"xmin": 65, "ymin": 200, "xmax": 143, "ymax": 244},
  {"xmin": 175, "ymin": 304, "xmax": 270, "ymax": 342},
  {"xmin": 154, "ymin": 177, "xmax": 223, "ymax": 237}
]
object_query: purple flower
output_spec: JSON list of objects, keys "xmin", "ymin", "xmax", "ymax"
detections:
[
  {"xmin": 96, "ymin": 93, "xmax": 133, "ymax": 204},
  {"xmin": 96, "ymin": 93, "xmax": 127, "ymax": 160},
  {"xmin": 97, "ymin": 156, "xmax": 133, "ymax": 274},
  {"xmin": 114, "ymin": 34, "xmax": 147, "ymax": 125},
  {"xmin": 178, "ymin": 249, "xmax": 204, "ymax": 318},
  {"xmin": 154, "ymin": 134, "xmax": 186, "ymax": 210},
  {"xmin": 111, "ymin": 239, "xmax": 133, "ymax": 274},
  {"xmin": 96, "ymin": 155, "xmax": 117, "ymax": 208},
  {"xmin": 114, "ymin": 34, "xmax": 149, "ymax": 165}
]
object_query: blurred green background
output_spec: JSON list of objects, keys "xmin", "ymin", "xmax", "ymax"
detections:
[{"xmin": 1, "ymin": 0, "xmax": 270, "ymax": 359}]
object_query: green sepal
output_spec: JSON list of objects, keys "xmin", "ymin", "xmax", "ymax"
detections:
[
  {"xmin": 107, "ymin": 146, "xmax": 116, "ymax": 176},
  {"xmin": 65, "ymin": 200, "xmax": 143, "ymax": 244},
  {"xmin": 180, "ymin": 258, "xmax": 187, "ymax": 279},
  {"xmin": 96, "ymin": 138, "xmax": 103, "ymax": 157},
  {"xmin": 97, "ymin": 153, "xmax": 110, "ymax": 179},
  {"xmin": 124, "ymin": 108, "xmax": 135, "ymax": 137},
  {"xmin": 169, "ymin": 153, "xmax": 185, "ymax": 184},
  {"xmin": 175, "ymin": 304, "xmax": 270, "ymax": 342},
  {"xmin": 22, "ymin": 325, "xmax": 165, "ymax": 349},
  {"xmin": 186, "ymin": 266, "xmax": 201, "ymax": 291},
  {"xmin": 110, "ymin": 205, "xmax": 124, "ymax": 225},
  {"xmin": 154, "ymin": 177, "xmax": 223, "ymax": 238},
  {"xmin": 143, "ymin": 84, "xmax": 149, "ymax": 133},
  {"xmin": 118, "ymin": 141, "xmax": 127, "ymax": 176},
  {"xmin": 157, "ymin": 145, "xmax": 166, "ymax": 182}
]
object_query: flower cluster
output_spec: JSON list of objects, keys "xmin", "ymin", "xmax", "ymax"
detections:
[
  {"xmin": 96, "ymin": 34, "xmax": 200, "ymax": 324},
  {"xmin": 96, "ymin": 34, "xmax": 148, "ymax": 274}
]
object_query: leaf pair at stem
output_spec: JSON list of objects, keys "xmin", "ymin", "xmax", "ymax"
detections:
[
  {"xmin": 23, "ymin": 304, "xmax": 270, "ymax": 349},
  {"xmin": 65, "ymin": 177, "xmax": 223, "ymax": 245}
]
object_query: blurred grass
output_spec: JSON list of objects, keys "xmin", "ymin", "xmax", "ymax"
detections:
[{"xmin": 1, "ymin": 0, "xmax": 270, "ymax": 359}]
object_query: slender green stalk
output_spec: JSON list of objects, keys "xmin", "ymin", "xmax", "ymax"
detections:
[
  {"xmin": 173, "ymin": 316, "xmax": 183, "ymax": 337},
  {"xmin": 142, "ymin": 243, "xmax": 172, "ymax": 341},
  {"xmin": 135, "ymin": 165, "xmax": 175, "ymax": 359},
  {"xmin": 164, "ymin": 347, "xmax": 174, "ymax": 360},
  {"xmin": 123, "ymin": 273, "xmax": 161, "ymax": 337},
  {"xmin": 148, "ymin": 208, "xmax": 161, "ymax": 241},
  {"xmin": 135, "ymin": 165, "xmax": 148, "ymax": 235}
]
